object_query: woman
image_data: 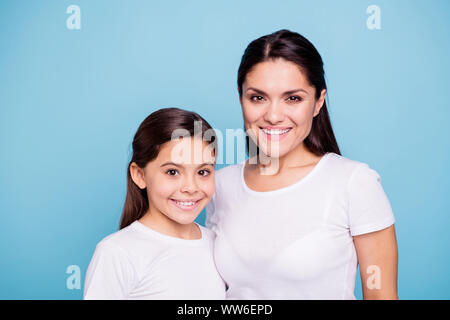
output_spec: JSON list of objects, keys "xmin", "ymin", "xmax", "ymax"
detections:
[
  {"xmin": 205, "ymin": 30, "xmax": 398, "ymax": 300},
  {"xmin": 84, "ymin": 108, "xmax": 226, "ymax": 299}
]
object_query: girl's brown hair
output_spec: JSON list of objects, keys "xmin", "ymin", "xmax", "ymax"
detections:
[{"xmin": 119, "ymin": 108, "xmax": 217, "ymax": 229}]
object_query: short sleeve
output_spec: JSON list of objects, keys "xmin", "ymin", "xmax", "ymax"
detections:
[
  {"xmin": 83, "ymin": 240, "xmax": 137, "ymax": 300},
  {"xmin": 205, "ymin": 193, "xmax": 218, "ymax": 234},
  {"xmin": 347, "ymin": 163, "xmax": 395, "ymax": 236}
]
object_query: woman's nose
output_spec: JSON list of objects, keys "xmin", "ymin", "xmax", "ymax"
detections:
[{"xmin": 264, "ymin": 102, "xmax": 284, "ymax": 124}]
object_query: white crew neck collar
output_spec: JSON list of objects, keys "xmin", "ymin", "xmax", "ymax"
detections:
[
  {"xmin": 130, "ymin": 220, "xmax": 206, "ymax": 246},
  {"xmin": 240, "ymin": 152, "xmax": 332, "ymax": 196}
]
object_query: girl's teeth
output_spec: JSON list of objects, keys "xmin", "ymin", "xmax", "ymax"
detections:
[
  {"xmin": 175, "ymin": 200, "xmax": 196, "ymax": 206},
  {"xmin": 262, "ymin": 128, "xmax": 290, "ymax": 135}
]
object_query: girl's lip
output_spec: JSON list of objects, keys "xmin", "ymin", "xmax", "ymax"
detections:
[{"xmin": 169, "ymin": 199, "xmax": 202, "ymax": 211}]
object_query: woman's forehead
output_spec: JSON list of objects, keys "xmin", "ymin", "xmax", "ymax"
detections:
[{"xmin": 244, "ymin": 59, "xmax": 312, "ymax": 93}]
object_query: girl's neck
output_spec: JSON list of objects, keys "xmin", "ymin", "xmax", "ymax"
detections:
[{"xmin": 138, "ymin": 210, "xmax": 201, "ymax": 240}]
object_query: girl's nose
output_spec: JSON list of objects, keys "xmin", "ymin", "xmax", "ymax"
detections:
[{"xmin": 180, "ymin": 176, "xmax": 198, "ymax": 193}]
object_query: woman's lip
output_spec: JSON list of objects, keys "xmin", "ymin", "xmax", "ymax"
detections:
[
  {"xmin": 260, "ymin": 126, "xmax": 292, "ymax": 130},
  {"xmin": 259, "ymin": 127, "xmax": 291, "ymax": 142},
  {"xmin": 169, "ymin": 199, "xmax": 202, "ymax": 211}
]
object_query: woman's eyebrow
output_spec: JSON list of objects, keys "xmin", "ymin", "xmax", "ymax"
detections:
[
  {"xmin": 245, "ymin": 87, "xmax": 267, "ymax": 95},
  {"xmin": 245, "ymin": 87, "xmax": 308, "ymax": 95},
  {"xmin": 284, "ymin": 88, "xmax": 308, "ymax": 95}
]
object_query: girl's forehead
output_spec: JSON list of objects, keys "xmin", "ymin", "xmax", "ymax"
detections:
[{"xmin": 157, "ymin": 137, "xmax": 216, "ymax": 165}]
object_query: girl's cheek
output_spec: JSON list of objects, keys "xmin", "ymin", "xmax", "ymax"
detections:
[
  {"xmin": 151, "ymin": 177, "xmax": 179, "ymax": 196},
  {"xmin": 199, "ymin": 178, "xmax": 215, "ymax": 197}
]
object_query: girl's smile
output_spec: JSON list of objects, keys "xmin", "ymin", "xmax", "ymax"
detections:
[{"xmin": 169, "ymin": 198, "xmax": 203, "ymax": 211}]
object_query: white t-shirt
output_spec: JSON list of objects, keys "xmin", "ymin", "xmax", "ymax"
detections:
[
  {"xmin": 205, "ymin": 152, "xmax": 395, "ymax": 300},
  {"xmin": 84, "ymin": 220, "xmax": 226, "ymax": 299}
]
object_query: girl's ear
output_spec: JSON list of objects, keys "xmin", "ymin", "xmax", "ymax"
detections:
[
  {"xmin": 129, "ymin": 162, "xmax": 147, "ymax": 189},
  {"xmin": 313, "ymin": 88, "xmax": 327, "ymax": 117}
]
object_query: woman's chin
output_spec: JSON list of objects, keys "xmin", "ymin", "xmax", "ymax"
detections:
[{"xmin": 258, "ymin": 147, "xmax": 288, "ymax": 159}]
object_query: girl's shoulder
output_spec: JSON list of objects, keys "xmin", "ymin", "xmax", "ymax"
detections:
[
  {"xmin": 92, "ymin": 221, "xmax": 167, "ymax": 259},
  {"xmin": 92, "ymin": 222, "xmax": 140, "ymax": 253}
]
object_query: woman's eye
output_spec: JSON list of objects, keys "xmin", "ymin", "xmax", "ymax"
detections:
[
  {"xmin": 166, "ymin": 169, "xmax": 179, "ymax": 176},
  {"xmin": 250, "ymin": 95, "xmax": 264, "ymax": 102},
  {"xmin": 287, "ymin": 96, "xmax": 302, "ymax": 102},
  {"xmin": 198, "ymin": 169, "xmax": 211, "ymax": 177}
]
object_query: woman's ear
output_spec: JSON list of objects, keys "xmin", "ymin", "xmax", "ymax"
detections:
[
  {"xmin": 129, "ymin": 162, "xmax": 147, "ymax": 189},
  {"xmin": 313, "ymin": 88, "xmax": 327, "ymax": 117}
]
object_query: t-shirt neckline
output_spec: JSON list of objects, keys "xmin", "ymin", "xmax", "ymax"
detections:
[
  {"xmin": 240, "ymin": 152, "xmax": 332, "ymax": 196},
  {"xmin": 130, "ymin": 220, "xmax": 206, "ymax": 246}
]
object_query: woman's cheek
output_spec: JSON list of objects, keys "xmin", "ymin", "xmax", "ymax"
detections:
[
  {"xmin": 242, "ymin": 103, "xmax": 262, "ymax": 123},
  {"xmin": 291, "ymin": 107, "xmax": 312, "ymax": 129}
]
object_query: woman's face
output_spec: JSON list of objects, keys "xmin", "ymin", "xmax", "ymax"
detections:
[
  {"xmin": 131, "ymin": 137, "xmax": 216, "ymax": 225},
  {"xmin": 240, "ymin": 58, "xmax": 326, "ymax": 159}
]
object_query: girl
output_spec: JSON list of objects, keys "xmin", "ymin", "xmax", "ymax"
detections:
[
  {"xmin": 84, "ymin": 108, "xmax": 226, "ymax": 299},
  {"xmin": 206, "ymin": 30, "xmax": 398, "ymax": 300}
]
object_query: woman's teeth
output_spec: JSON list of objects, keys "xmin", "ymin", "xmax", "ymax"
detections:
[{"xmin": 261, "ymin": 128, "xmax": 291, "ymax": 135}]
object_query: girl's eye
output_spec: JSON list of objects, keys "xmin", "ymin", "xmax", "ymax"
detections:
[
  {"xmin": 166, "ymin": 169, "xmax": 179, "ymax": 176},
  {"xmin": 250, "ymin": 95, "xmax": 264, "ymax": 102},
  {"xmin": 287, "ymin": 96, "xmax": 302, "ymax": 102},
  {"xmin": 198, "ymin": 169, "xmax": 211, "ymax": 177}
]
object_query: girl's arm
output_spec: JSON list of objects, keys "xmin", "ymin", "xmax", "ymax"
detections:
[{"xmin": 353, "ymin": 224, "xmax": 399, "ymax": 300}]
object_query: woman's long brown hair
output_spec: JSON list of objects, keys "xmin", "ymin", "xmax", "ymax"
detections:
[
  {"xmin": 119, "ymin": 108, "xmax": 217, "ymax": 229},
  {"xmin": 238, "ymin": 29, "xmax": 341, "ymax": 157}
]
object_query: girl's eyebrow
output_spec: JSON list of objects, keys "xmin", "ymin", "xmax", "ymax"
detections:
[
  {"xmin": 160, "ymin": 162, "xmax": 215, "ymax": 168},
  {"xmin": 246, "ymin": 87, "xmax": 308, "ymax": 95}
]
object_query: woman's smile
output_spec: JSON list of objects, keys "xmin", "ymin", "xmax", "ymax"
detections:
[{"xmin": 259, "ymin": 126, "xmax": 292, "ymax": 142}]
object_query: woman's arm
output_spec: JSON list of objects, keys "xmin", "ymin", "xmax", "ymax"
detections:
[{"xmin": 353, "ymin": 224, "xmax": 398, "ymax": 300}]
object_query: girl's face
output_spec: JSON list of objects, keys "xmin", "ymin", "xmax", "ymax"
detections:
[
  {"xmin": 240, "ymin": 58, "xmax": 326, "ymax": 159},
  {"xmin": 131, "ymin": 137, "xmax": 216, "ymax": 225}
]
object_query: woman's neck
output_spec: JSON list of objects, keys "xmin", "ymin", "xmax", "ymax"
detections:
[{"xmin": 253, "ymin": 143, "xmax": 320, "ymax": 176}]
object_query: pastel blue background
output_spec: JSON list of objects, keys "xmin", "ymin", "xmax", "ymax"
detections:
[{"xmin": 1, "ymin": 0, "xmax": 449, "ymax": 299}]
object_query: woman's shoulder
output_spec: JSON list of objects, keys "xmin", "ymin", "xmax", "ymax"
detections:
[
  {"xmin": 213, "ymin": 162, "xmax": 244, "ymax": 189},
  {"xmin": 198, "ymin": 224, "xmax": 217, "ymax": 241},
  {"xmin": 215, "ymin": 162, "xmax": 242, "ymax": 178},
  {"xmin": 324, "ymin": 152, "xmax": 377, "ymax": 178},
  {"xmin": 324, "ymin": 152, "xmax": 388, "ymax": 197}
]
